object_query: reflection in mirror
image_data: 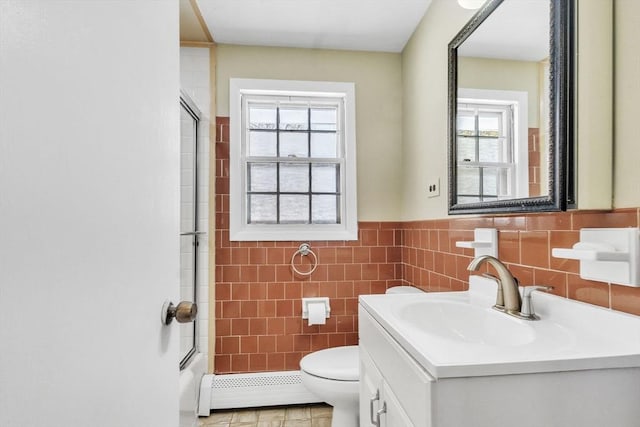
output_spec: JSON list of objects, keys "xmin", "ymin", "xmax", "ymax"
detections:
[{"xmin": 448, "ymin": 0, "xmax": 572, "ymax": 214}]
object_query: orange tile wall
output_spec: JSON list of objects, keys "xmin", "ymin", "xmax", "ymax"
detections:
[
  {"xmin": 216, "ymin": 116, "xmax": 640, "ymax": 374},
  {"xmin": 401, "ymin": 210, "xmax": 640, "ymax": 316},
  {"xmin": 214, "ymin": 117, "xmax": 403, "ymax": 374}
]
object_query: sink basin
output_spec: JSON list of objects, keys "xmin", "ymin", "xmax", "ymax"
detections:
[
  {"xmin": 396, "ymin": 300, "xmax": 535, "ymax": 346},
  {"xmin": 359, "ymin": 276, "xmax": 640, "ymax": 379}
]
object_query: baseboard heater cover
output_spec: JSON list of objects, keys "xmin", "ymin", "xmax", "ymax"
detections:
[{"xmin": 199, "ymin": 370, "xmax": 321, "ymax": 414}]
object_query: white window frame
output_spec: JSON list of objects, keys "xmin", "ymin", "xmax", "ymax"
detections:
[
  {"xmin": 458, "ymin": 88, "xmax": 529, "ymax": 200},
  {"xmin": 229, "ymin": 78, "xmax": 357, "ymax": 241}
]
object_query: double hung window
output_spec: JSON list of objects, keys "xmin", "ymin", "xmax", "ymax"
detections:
[
  {"xmin": 456, "ymin": 102, "xmax": 515, "ymax": 203},
  {"xmin": 230, "ymin": 79, "xmax": 357, "ymax": 241}
]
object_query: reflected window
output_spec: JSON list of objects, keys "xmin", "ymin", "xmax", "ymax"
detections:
[{"xmin": 456, "ymin": 102, "xmax": 515, "ymax": 203}]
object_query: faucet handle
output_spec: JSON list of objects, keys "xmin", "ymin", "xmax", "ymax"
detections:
[
  {"xmin": 482, "ymin": 273, "xmax": 504, "ymax": 308},
  {"xmin": 520, "ymin": 286, "xmax": 554, "ymax": 319},
  {"xmin": 521, "ymin": 285, "xmax": 553, "ymax": 297}
]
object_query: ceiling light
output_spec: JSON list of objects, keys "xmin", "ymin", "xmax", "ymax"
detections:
[{"xmin": 458, "ymin": 0, "xmax": 486, "ymax": 10}]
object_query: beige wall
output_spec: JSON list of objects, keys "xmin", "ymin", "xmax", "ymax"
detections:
[
  {"xmin": 215, "ymin": 45, "xmax": 403, "ymax": 221},
  {"xmin": 215, "ymin": 0, "xmax": 637, "ymax": 222},
  {"xmin": 401, "ymin": 0, "xmax": 474, "ymax": 220},
  {"xmin": 613, "ymin": 0, "xmax": 640, "ymax": 208},
  {"xmin": 458, "ymin": 56, "xmax": 541, "ymax": 128},
  {"xmin": 401, "ymin": 0, "xmax": 627, "ymax": 220}
]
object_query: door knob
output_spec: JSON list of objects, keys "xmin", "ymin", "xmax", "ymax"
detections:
[{"xmin": 161, "ymin": 300, "xmax": 198, "ymax": 325}]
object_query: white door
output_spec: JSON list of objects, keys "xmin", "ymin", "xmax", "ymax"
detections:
[{"xmin": 0, "ymin": 2, "xmax": 181, "ymax": 426}]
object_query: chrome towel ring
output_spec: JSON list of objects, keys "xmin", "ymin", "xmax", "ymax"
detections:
[{"xmin": 290, "ymin": 243, "xmax": 318, "ymax": 276}]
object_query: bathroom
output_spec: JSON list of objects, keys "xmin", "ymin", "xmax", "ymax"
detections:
[{"xmin": 2, "ymin": 0, "xmax": 640, "ymax": 426}]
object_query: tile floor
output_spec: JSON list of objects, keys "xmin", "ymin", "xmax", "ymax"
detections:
[{"xmin": 199, "ymin": 404, "xmax": 333, "ymax": 427}]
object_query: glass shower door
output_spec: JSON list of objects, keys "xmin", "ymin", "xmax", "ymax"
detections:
[{"xmin": 179, "ymin": 95, "xmax": 202, "ymax": 368}]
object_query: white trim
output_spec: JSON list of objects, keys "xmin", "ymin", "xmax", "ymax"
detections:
[
  {"xmin": 203, "ymin": 371, "xmax": 320, "ymax": 411},
  {"xmin": 229, "ymin": 78, "xmax": 358, "ymax": 241},
  {"xmin": 459, "ymin": 88, "xmax": 529, "ymax": 199}
]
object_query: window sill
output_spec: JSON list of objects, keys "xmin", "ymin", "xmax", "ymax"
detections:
[{"xmin": 229, "ymin": 225, "xmax": 358, "ymax": 242}]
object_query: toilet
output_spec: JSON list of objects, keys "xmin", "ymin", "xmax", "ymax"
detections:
[{"xmin": 299, "ymin": 285, "xmax": 424, "ymax": 427}]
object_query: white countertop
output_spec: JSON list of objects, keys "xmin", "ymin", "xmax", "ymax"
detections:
[{"xmin": 359, "ymin": 276, "xmax": 640, "ymax": 379}]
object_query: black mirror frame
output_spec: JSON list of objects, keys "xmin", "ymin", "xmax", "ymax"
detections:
[{"xmin": 447, "ymin": 0, "xmax": 574, "ymax": 215}]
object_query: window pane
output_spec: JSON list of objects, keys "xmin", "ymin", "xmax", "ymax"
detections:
[
  {"xmin": 280, "ymin": 195, "xmax": 309, "ymax": 223},
  {"xmin": 478, "ymin": 115, "xmax": 500, "ymax": 137},
  {"xmin": 280, "ymin": 163, "xmax": 309, "ymax": 192},
  {"xmin": 482, "ymin": 167, "xmax": 499, "ymax": 196},
  {"xmin": 457, "ymin": 115, "xmax": 475, "ymax": 136},
  {"xmin": 478, "ymin": 138, "xmax": 500, "ymax": 162},
  {"xmin": 457, "ymin": 137, "xmax": 476, "ymax": 163},
  {"xmin": 458, "ymin": 196, "xmax": 481, "ymax": 204},
  {"xmin": 249, "ymin": 131, "xmax": 277, "ymax": 157},
  {"xmin": 497, "ymin": 167, "xmax": 512, "ymax": 196},
  {"xmin": 279, "ymin": 107, "xmax": 308, "ymax": 130},
  {"xmin": 248, "ymin": 194, "xmax": 277, "ymax": 223},
  {"xmin": 249, "ymin": 104, "xmax": 276, "ymax": 130},
  {"xmin": 312, "ymin": 163, "xmax": 338, "ymax": 193},
  {"xmin": 247, "ymin": 163, "xmax": 277, "ymax": 192},
  {"xmin": 310, "ymin": 133, "xmax": 338, "ymax": 158},
  {"xmin": 312, "ymin": 195, "xmax": 338, "ymax": 224},
  {"xmin": 311, "ymin": 108, "xmax": 337, "ymax": 131},
  {"xmin": 280, "ymin": 132, "xmax": 308, "ymax": 157},
  {"xmin": 457, "ymin": 167, "xmax": 480, "ymax": 196}
]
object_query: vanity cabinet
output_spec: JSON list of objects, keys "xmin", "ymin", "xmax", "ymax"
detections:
[
  {"xmin": 359, "ymin": 305, "xmax": 434, "ymax": 427},
  {"xmin": 359, "ymin": 291, "xmax": 640, "ymax": 427},
  {"xmin": 360, "ymin": 347, "xmax": 414, "ymax": 427}
]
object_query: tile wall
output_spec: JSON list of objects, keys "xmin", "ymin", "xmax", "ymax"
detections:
[
  {"xmin": 216, "ymin": 116, "xmax": 640, "ymax": 374},
  {"xmin": 215, "ymin": 117, "xmax": 403, "ymax": 373},
  {"xmin": 401, "ymin": 209, "xmax": 640, "ymax": 315}
]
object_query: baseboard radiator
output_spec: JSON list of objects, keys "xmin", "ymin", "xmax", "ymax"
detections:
[{"xmin": 198, "ymin": 370, "xmax": 321, "ymax": 415}]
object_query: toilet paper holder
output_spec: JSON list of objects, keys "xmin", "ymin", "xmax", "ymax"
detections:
[{"xmin": 302, "ymin": 297, "xmax": 331, "ymax": 319}]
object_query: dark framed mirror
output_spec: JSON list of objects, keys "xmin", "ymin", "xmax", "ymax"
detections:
[{"xmin": 448, "ymin": 0, "xmax": 574, "ymax": 214}]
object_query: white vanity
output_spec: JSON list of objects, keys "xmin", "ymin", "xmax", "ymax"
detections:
[{"xmin": 358, "ymin": 276, "xmax": 640, "ymax": 427}]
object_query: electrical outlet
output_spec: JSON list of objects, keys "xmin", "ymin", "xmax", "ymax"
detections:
[{"xmin": 427, "ymin": 178, "xmax": 440, "ymax": 198}]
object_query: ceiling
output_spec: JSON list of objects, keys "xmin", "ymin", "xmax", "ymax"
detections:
[
  {"xmin": 192, "ymin": 0, "xmax": 434, "ymax": 53},
  {"xmin": 457, "ymin": 0, "xmax": 550, "ymax": 62}
]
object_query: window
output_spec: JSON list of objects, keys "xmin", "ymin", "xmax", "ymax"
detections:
[
  {"xmin": 457, "ymin": 89, "xmax": 529, "ymax": 203},
  {"xmin": 229, "ymin": 79, "xmax": 357, "ymax": 241}
]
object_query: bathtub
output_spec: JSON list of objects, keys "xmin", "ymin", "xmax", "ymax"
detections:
[{"xmin": 179, "ymin": 352, "xmax": 207, "ymax": 427}]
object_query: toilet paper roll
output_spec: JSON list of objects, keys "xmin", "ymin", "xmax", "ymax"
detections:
[{"xmin": 307, "ymin": 302, "xmax": 327, "ymax": 326}]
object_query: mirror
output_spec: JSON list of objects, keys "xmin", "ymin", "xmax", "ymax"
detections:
[{"xmin": 448, "ymin": 0, "xmax": 573, "ymax": 214}]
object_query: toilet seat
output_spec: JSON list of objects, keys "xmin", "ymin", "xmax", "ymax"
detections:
[{"xmin": 300, "ymin": 345, "xmax": 359, "ymax": 381}]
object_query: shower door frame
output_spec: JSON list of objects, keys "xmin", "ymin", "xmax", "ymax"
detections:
[{"xmin": 180, "ymin": 92, "xmax": 203, "ymax": 370}]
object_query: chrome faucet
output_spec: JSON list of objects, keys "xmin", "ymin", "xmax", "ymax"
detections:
[{"xmin": 467, "ymin": 255, "xmax": 522, "ymax": 316}]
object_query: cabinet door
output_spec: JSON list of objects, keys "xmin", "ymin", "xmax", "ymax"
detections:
[
  {"xmin": 381, "ymin": 383, "xmax": 414, "ymax": 427},
  {"xmin": 361, "ymin": 347, "xmax": 414, "ymax": 427},
  {"xmin": 360, "ymin": 347, "xmax": 383, "ymax": 427}
]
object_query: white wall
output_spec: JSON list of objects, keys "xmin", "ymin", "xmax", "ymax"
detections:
[{"xmin": 0, "ymin": 2, "xmax": 180, "ymax": 426}]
